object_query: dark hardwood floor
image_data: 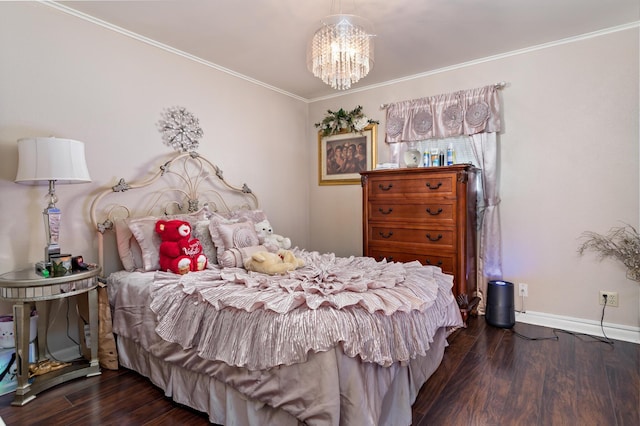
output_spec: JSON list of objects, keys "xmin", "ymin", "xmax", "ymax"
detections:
[
  {"xmin": 0, "ymin": 318, "xmax": 637, "ymax": 425},
  {"xmin": 412, "ymin": 319, "xmax": 639, "ymax": 426}
]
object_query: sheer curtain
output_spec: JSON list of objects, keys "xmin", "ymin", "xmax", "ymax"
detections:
[
  {"xmin": 383, "ymin": 84, "xmax": 504, "ymax": 312},
  {"xmin": 469, "ymin": 132, "xmax": 502, "ymax": 313}
]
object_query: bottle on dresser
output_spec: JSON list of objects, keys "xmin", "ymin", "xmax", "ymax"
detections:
[
  {"xmin": 423, "ymin": 149, "xmax": 430, "ymax": 167},
  {"xmin": 447, "ymin": 143, "xmax": 455, "ymax": 165}
]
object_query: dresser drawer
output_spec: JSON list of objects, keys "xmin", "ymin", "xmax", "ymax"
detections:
[
  {"xmin": 368, "ymin": 200, "xmax": 455, "ymax": 224},
  {"xmin": 361, "ymin": 165, "xmax": 479, "ymax": 316},
  {"xmin": 367, "ymin": 172, "xmax": 457, "ymax": 199},
  {"xmin": 367, "ymin": 248, "xmax": 455, "ymax": 274},
  {"xmin": 368, "ymin": 224, "xmax": 455, "ymax": 249}
]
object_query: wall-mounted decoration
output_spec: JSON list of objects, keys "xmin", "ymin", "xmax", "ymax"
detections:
[
  {"xmin": 158, "ymin": 106, "xmax": 204, "ymax": 152},
  {"xmin": 315, "ymin": 105, "xmax": 379, "ymax": 137},
  {"xmin": 318, "ymin": 124, "xmax": 377, "ymax": 185}
]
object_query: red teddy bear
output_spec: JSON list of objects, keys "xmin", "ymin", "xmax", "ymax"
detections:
[{"xmin": 155, "ymin": 219, "xmax": 207, "ymax": 274}]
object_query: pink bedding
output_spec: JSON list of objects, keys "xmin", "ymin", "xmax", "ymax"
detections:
[{"xmin": 107, "ymin": 251, "xmax": 462, "ymax": 425}]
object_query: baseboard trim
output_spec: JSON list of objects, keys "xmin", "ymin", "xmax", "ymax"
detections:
[{"xmin": 515, "ymin": 311, "xmax": 640, "ymax": 344}]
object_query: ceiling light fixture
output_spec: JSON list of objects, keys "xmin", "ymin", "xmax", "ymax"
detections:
[{"xmin": 307, "ymin": 11, "xmax": 374, "ymax": 91}]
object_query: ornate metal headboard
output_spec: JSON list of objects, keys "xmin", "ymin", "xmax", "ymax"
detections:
[{"xmin": 90, "ymin": 151, "xmax": 258, "ymax": 274}]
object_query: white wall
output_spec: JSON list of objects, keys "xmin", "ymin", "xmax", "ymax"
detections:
[
  {"xmin": 308, "ymin": 28, "xmax": 639, "ymax": 329},
  {"xmin": 0, "ymin": 3, "xmax": 309, "ymax": 350},
  {"xmin": 0, "ymin": 2, "xmax": 310, "ymax": 271}
]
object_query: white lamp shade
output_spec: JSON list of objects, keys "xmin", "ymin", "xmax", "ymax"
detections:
[{"xmin": 15, "ymin": 137, "xmax": 91, "ymax": 184}]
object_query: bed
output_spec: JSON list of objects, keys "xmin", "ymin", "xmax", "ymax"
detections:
[{"xmin": 90, "ymin": 151, "xmax": 463, "ymax": 425}]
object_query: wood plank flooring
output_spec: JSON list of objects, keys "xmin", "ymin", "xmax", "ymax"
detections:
[
  {"xmin": 412, "ymin": 319, "xmax": 639, "ymax": 425},
  {"xmin": 0, "ymin": 317, "xmax": 637, "ymax": 425}
]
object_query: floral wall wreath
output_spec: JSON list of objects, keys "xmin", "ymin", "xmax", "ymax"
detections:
[
  {"xmin": 315, "ymin": 105, "xmax": 379, "ymax": 137},
  {"xmin": 157, "ymin": 106, "xmax": 204, "ymax": 152}
]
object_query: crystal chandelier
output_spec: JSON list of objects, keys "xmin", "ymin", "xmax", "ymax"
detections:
[{"xmin": 307, "ymin": 14, "xmax": 374, "ymax": 91}]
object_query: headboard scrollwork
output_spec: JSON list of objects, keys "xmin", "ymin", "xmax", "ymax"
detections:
[{"xmin": 90, "ymin": 151, "xmax": 259, "ymax": 273}]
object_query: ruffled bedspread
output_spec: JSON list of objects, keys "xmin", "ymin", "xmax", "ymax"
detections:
[{"xmin": 149, "ymin": 250, "xmax": 462, "ymax": 370}]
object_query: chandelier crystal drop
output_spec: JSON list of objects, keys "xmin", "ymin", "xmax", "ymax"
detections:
[{"xmin": 307, "ymin": 14, "xmax": 374, "ymax": 91}]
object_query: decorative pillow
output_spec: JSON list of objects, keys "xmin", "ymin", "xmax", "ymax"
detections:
[
  {"xmin": 114, "ymin": 218, "xmax": 143, "ymax": 272},
  {"xmin": 208, "ymin": 219, "xmax": 260, "ymax": 261},
  {"xmin": 193, "ymin": 220, "xmax": 217, "ymax": 265},
  {"xmin": 218, "ymin": 245, "xmax": 267, "ymax": 268},
  {"xmin": 128, "ymin": 217, "xmax": 164, "ymax": 272},
  {"xmin": 227, "ymin": 209, "xmax": 268, "ymax": 224}
]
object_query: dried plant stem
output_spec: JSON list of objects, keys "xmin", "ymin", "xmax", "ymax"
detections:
[{"xmin": 578, "ymin": 224, "xmax": 640, "ymax": 283}]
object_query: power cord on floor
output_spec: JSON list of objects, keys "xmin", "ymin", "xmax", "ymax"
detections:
[
  {"xmin": 510, "ymin": 327, "xmax": 558, "ymax": 341},
  {"xmin": 551, "ymin": 296, "xmax": 614, "ymax": 346},
  {"xmin": 510, "ymin": 295, "xmax": 614, "ymax": 346}
]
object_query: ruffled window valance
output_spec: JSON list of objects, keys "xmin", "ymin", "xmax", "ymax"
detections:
[{"xmin": 385, "ymin": 84, "xmax": 502, "ymax": 143}]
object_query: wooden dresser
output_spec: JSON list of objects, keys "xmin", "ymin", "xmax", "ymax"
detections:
[{"xmin": 361, "ymin": 165, "xmax": 479, "ymax": 321}]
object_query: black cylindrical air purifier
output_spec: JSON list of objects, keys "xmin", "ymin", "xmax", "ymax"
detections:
[{"xmin": 486, "ymin": 280, "xmax": 515, "ymax": 328}]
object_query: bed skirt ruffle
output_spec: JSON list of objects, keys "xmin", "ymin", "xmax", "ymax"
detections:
[
  {"xmin": 149, "ymin": 251, "xmax": 462, "ymax": 370},
  {"xmin": 116, "ymin": 327, "xmax": 449, "ymax": 426}
]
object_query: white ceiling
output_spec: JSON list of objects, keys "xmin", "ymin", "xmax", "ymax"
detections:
[{"xmin": 56, "ymin": 0, "xmax": 639, "ymax": 101}]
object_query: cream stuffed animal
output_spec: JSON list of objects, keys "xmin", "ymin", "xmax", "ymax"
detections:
[
  {"xmin": 244, "ymin": 249, "xmax": 304, "ymax": 275},
  {"xmin": 254, "ymin": 219, "xmax": 292, "ymax": 250}
]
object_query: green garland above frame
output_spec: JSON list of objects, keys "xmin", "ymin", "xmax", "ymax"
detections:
[{"xmin": 315, "ymin": 105, "xmax": 379, "ymax": 137}]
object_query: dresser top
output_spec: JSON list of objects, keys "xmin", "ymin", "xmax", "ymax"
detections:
[{"xmin": 361, "ymin": 164, "xmax": 479, "ymax": 177}]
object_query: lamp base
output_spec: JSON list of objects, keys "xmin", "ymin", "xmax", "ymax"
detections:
[
  {"xmin": 45, "ymin": 245, "xmax": 60, "ymax": 263},
  {"xmin": 43, "ymin": 203, "xmax": 61, "ymax": 263}
]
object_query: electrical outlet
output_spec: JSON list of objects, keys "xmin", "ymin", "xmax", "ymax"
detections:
[
  {"xmin": 599, "ymin": 291, "xmax": 618, "ymax": 307},
  {"xmin": 518, "ymin": 283, "xmax": 528, "ymax": 297}
]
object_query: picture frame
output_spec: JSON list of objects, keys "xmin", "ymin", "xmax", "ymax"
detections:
[{"xmin": 318, "ymin": 124, "xmax": 377, "ymax": 185}]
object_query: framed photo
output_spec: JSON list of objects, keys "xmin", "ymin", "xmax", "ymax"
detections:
[{"xmin": 318, "ymin": 124, "xmax": 377, "ymax": 185}]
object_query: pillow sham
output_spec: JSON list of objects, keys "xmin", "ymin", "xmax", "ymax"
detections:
[
  {"xmin": 227, "ymin": 209, "xmax": 268, "ymax": 224},
  {"xmin": 193, "ymin": 220, "xmax": 217, "ymax": 265},
  {"xmin": 208, "ymin": 219, "xmax": 260, "ymax": 261},
  {"xmin": 127, "ymin": 217, "xmax": 164, "ymax": 272},
  {"xmin": 218, "ymin": 245, "xmax": 267, "ymax": 268},
  {"xmin": 114, "ymin": 218, "xmax": 143, "ymax": 272}
]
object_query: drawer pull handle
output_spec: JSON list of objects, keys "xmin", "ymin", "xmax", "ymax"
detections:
[
  {"xmin": 425, "ymin": 259, "xmax": 443, "ymax": 267},
  {"xmin": 426, "ymin": 182, "xmax": 442, "ymax": 190},
  {"xmin": 426, "ymin": 208, "xmax": 443, "ymax": 216},
  {"xmin": 378, "ymin": 183, "xmax": 393, "ymax": 191},
  {"xmin": 379, "ymin": 231, "xmax": 394, "ymax": 239},
  {"xmin": 426, "ymin": 233, "xmax": 443, "ymax": 242},
  {"xmin": 378, "ymin": 208, "xmax": 393, "ymax": 215}
]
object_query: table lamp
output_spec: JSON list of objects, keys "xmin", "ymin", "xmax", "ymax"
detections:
[{"xmin": 15, "ymin": 137, "xmax": 91, "ymax": 270}]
